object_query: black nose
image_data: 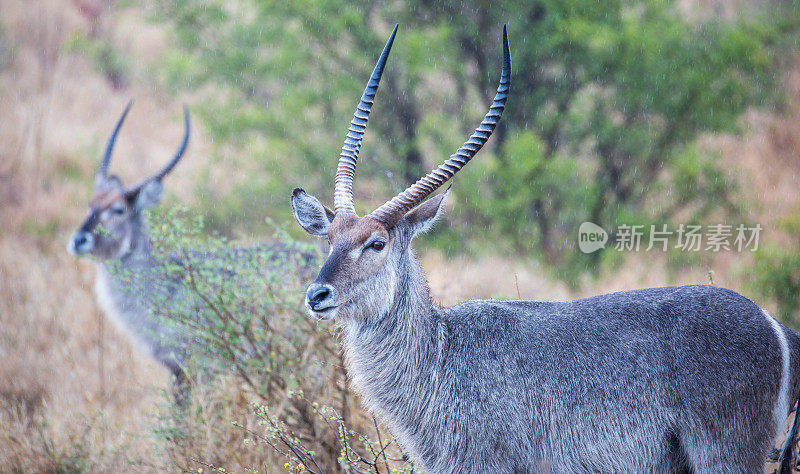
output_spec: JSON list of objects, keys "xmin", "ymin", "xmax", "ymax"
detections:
[
  {"xmin": 68, "ymin": 231, "xmax": 94, "ymax": 255},
  {"xmin": 306, "ymin": 284, "xmax": 332, "ymax": 308}
]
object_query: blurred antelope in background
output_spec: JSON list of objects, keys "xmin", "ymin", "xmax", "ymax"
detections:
[
  {"xmin": 68, "ymin": 102, "xmax": 194, "ymax": 402},
  {"xmin": 69, "ymin": 103, "xmax": 318, "ymax": 405},
  {"xmin": 291, "ymin": 25, "xmax": 800, "ymax": 473}
]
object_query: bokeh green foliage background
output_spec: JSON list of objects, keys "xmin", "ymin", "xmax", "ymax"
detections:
[
  {"xmin": 145, "ymin": 0, "xmax": 799, "ymax": 285},
  {"xmin": 58, "ymin": 0, "xmax": 784, "ymax": 325}
]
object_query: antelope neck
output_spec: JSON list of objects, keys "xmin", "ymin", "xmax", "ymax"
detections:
[{"xmin": 340, "ymin": 248, "xmax": 444, "ymax": 428}]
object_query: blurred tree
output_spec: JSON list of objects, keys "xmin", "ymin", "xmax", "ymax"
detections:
[
  {"xmin": 749, "ymin": 209, "xmax": 800, "ymax": 326},
  {"xmin": 148, "ymin": 0, "xmax": 444, "ymax": 232},
  {"xmin": 404, "ymin": 0, "xmax": 794, "ymax": 283},
  {"xmin": 148, "ymin": 0, "xmax": 791, "ymax": 284}
]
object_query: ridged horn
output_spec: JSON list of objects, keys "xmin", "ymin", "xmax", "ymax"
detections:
[
  {"xmin": 334, "ymin": 24, "xmax": 398, "ymax": 215},
  {"xmin": 96, "ymin": 100, "xmax": 133, "ymax": 185},
  {"xmin": 368, "ymin": 24, "xmax": 511, "ymax": 227}
]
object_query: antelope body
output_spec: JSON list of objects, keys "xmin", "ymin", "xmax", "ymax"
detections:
[
  {"xmin": 68, "ymin": 104, "xmax": 309, "ymax": 402},
  {"xmin": 291, "ymin": 25, "xmax": 800, "ymax": 472}
]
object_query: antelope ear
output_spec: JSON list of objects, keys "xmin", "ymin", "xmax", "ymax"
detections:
[
  {"xmin": 401, "ymin": 186, "xmax": 450, "ymax": 237},
  {"xmin": 132, "ymin": 180, "xmax": 163, "ymax": 212},
  {"xmin": 292, "ymin": 188, "xmax": 334, "ymax": 237}
]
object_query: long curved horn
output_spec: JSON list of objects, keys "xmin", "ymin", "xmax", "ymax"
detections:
[
  {"xmin": 97, "ymin": 100, "xmax": 134, "ymax": 183},
  {"xmin": 334, "ymin": 24, "xmax": 398, "ymax": 215},
  {"xmin": 125, "ymin": 105, "xmax": 191, "ymax": 193},
  {"xmin": 368, "ymin": 24, "xmax": 511, "ymax": 227}
]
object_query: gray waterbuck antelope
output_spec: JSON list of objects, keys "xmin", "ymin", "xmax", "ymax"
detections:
[
  {"xmin": 290, "ymin": 25, "xmax": 800, "ymax": 473},
  {"xmin": 68, "ymin": 102, "xmax": 193, "ymax": 400},
  {"xmin": 68, "ymin": 103, "xmax": 312, "ymax": 403}
]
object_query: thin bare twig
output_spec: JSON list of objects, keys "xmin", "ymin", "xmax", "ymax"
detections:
[{"xmin": 373, "ymin": 416, "xmax": 391, "ymax": 473}]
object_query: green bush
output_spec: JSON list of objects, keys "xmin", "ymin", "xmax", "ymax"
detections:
[
  {"xmin": 64, "ymin": 32, "xmax": 129, "ymax": 89},
  {"xmin": 749, "ymin": 209, "xmax": 800, "ymax": 327},
  {"xmin": 136, "ymin": 208, "xmax": 412, "ymax": 472},
  {"xmin": 145, "ymin": 0, "xmax": 796, "ymax": 285}
]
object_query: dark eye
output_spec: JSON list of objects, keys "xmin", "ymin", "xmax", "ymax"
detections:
[
  {"xmin": 111, "ymin": 206, "xmax": 125, "ymax": 215},
  {"xmin": 370, "ymin": 241, "xmax": 385, "ymax": 251}
]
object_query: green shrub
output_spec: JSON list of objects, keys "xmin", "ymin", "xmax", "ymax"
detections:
[
  {"xmin": 139, "ymin": 208, "xmax": 412, "ymax": 471},
  {"xmin": 749, "ymin": 210, "xmax": 800, "ymax": 327},
  {"xmin": 146, "ymin": 0, "xmax": 795, "ymax": 286}
]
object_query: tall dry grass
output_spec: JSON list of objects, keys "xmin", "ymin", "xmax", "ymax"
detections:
[
  {"xmin": 0, "ymin": 0, "xmax": 798, "ymax": 472},
  {"xmin": 0, "ymin": 0, "xmax": 201, "ymax": 470}
]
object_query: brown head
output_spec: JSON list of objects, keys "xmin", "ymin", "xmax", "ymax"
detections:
[
  {"xmin": 292, "ymin": 24, "xmax": 510, "ymax": 321},
  {"xmin": 67, "ymin": 102, "xmax": 191, "ymax": 260}
]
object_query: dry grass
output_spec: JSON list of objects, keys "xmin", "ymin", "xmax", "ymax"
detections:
[
  {"xmin": 0, "ymin": 0, "xmax": 798, "ymax": 472},
  {"xmin": 0, "ymin": 0, "xmax": 201, "ymax": 470}
]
